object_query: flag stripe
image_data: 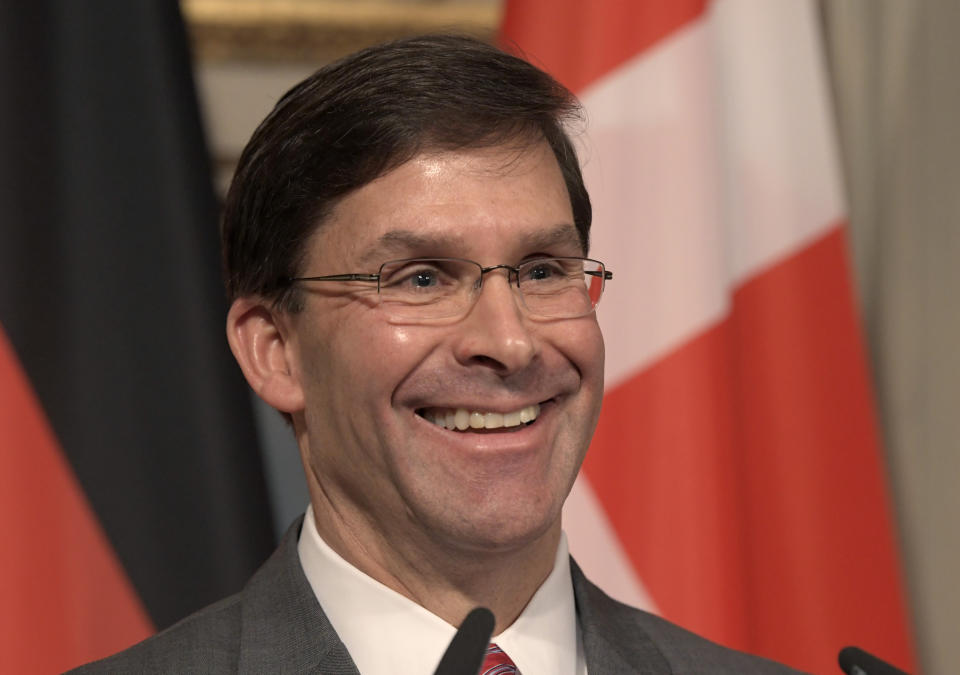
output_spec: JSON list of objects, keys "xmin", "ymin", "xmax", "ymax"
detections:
[
  {"xmin": 501, "ymin": 0, "xmax": 707, "ymax": 94},
  {"xmin": 0, "ymin": 328, "xmax": 153, "ymax": 673},
  {"xmin": 724, "ymin": 225, "xmax": 912, "ymax": 669}
]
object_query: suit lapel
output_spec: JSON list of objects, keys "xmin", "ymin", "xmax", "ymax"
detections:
[
  {"xmin": 237, "ymin": 517, "xmax": 361, "ymax": 674},
  {"xmin": 571, "ymin": 559, "xmax": 673, "ymax": 675}
]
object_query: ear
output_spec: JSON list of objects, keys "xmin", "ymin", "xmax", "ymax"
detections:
[{"xmin": 226, "ymin": 297, "xmax": 304, "ymax": 413}]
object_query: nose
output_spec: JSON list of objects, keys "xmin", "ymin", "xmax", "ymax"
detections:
[{"xmin": 451, "ymin": 269, "xmax": 537, "ymax": 374}]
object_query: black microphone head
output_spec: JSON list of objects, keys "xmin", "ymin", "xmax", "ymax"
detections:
[
  {"xmin": 839, "ymin": 646, "xmax": 866, "ymax": 674},
  {"xmin": 434, "ymin": 607, "xmax": 495, "ymax": 675},
  {"xmin": 838, "ymin": 646, "xmax": 910, "ymax": 675}
]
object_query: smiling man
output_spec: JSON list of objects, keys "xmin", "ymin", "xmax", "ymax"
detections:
[{"xmin": 72, "ymin": 34, "xmax": 801, "ymax": 674}]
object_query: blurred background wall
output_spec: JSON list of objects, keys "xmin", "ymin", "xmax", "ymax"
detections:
[
  {"xmin": 821, "ymin": 2, "xmax": 960, "ymax": 674},
  {"xmin": 183, "ymin": 1, "xmax": 958, "ymax": 672}
]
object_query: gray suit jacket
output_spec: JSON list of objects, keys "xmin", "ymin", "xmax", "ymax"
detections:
[{"xmin": 69, "ymin": 518, "xmax": 804, "ymax": 674}]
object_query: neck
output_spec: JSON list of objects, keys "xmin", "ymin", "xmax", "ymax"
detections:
[{"xmin": 307, "ymin": 484, "xmax": 561, "ymax": 635}]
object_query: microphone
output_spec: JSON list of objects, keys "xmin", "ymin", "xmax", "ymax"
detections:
[
  {"xmin": 434, "ymin": 607, "xmax": 496, "ymax": 675},
  {"xmin": 838, "ymin": 646, "xmax": 910, "ymax": 675}
]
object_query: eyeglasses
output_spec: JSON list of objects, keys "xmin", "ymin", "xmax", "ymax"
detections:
[{"xmin": 286, "ymin": 256, "xmax": 612, "ymax": 322}]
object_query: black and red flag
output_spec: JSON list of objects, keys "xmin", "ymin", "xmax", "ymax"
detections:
[{"xmin": 0, "ymin": 2, "xmax": 275, "ymax": 672}]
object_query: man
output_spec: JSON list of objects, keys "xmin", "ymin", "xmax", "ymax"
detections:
[{"xmin": 72, "ymin": 34, "xmax": 801, "ymax": 674}]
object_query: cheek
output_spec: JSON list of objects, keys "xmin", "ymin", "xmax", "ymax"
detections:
[
  {"xmin": 557, "ymin": 319, "xmax": 605, "ymax": 384},
  {"xmin": 587, "ymin": 322, "xmax": 606, "ymax": 372},
  {"xmin": 318, "ymin": 321, "xmax": 434, "ymax": 405},
  {"xmin": 558, "ymin": 320, "xmax": 606, "ymax": 438},
  {"xmin": 385, "ymin": 325, "xmax": 417, "ymax": 349}
]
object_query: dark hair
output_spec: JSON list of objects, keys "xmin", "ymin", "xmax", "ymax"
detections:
[{"xmin": 221, "ymin": 33, "xmax": 591, "ymax": 309}]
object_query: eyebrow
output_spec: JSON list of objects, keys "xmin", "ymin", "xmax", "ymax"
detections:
[
  {"xmin": 518, "ymin": 223, "xmax": 584, "ymax": 253},
  {"xmin": 358, "ymin": 230, "xmax": 466, "ymax": 266},
  {"xmin": 357, "ymin": 223, "xmax": 583, "ymax": 267}
]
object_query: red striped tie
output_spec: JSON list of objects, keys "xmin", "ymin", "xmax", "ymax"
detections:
[{"xmin": 481, "ymin": 643, "xmax": 519, "ymax": 674}]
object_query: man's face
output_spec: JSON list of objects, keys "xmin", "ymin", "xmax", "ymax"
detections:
[{"xmin": 284, "ymin": 140, "xmax": 604, "ymax": 559}]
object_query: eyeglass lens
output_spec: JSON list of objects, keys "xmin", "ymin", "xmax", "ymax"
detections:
[{"xmin": 376, "ymin": 258, "xmax": 606, "ymax": 321}]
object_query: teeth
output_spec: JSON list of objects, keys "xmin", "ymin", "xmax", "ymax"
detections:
[{"xmin": 422, "ymin": 404, "xmax": 541, "ymax": 431}]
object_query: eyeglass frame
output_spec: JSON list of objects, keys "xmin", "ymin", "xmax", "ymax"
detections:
[{"xmin": 283, "ymin": 256, "xmax": 613, "ymax": 321}]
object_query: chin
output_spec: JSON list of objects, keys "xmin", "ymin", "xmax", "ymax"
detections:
[{"xmin": 427, "ymin": 497, "xmax": 564, "ymax": 557}]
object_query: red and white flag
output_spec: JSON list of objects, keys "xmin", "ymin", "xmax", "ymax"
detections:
[{"xmin": 502, "ymin": 2, "xmax": 915, "ymax": 673}]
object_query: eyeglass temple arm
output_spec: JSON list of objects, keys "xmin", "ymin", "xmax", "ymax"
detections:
[
  {"xmin": 288, "ymin": 273, "xmax": 380, "ymax": 283},
  {"xmin": 586, "ymin": 270, "xmax": 613, "ymax": 280}
]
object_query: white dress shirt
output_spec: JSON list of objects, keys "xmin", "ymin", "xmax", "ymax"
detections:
[{"xmin": 297, "ymin": 506, "xmax": 587, "ymax": 675}]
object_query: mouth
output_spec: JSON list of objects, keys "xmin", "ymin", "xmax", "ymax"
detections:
[{"xmin": 416, "ymin": 403, "xmax": 542, "ymax": 432}]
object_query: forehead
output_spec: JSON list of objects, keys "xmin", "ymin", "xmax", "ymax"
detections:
[{"xmin": 306, "ymin": 141, "xmax": 579, "ymax": 270}]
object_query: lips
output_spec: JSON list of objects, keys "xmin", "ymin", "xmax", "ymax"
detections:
[{"xmin": 417, "ymin": 403, "xmax": 541, "ymax": 431}]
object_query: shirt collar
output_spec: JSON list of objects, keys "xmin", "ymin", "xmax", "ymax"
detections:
[{"xmin": 297, "ymin": 506, "xmax": 582, "ymax": 675}]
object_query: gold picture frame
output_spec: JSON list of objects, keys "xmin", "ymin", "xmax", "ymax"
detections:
[{"xmin": 182, "ymin": 0, "xmax": 501, "ymax": 63}]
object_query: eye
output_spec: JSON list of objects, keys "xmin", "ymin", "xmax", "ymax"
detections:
[
  {"xmin": 527, "ymin": 264, "xmax": 552, "ymax": 281},
  {"xmin": 407, "ymin": 268, "xmax": 438, "ymax": 288},
  {"xmin": 380, "ymin": 260, "xmax": 462, "ymax": 293},
  {"xmin": 521, "ymin": 258, "xmax": 570, "ymax": 283},
  {"xmin": 382, "ymin": 264, "xmax": 439, "ymax": 289}
]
